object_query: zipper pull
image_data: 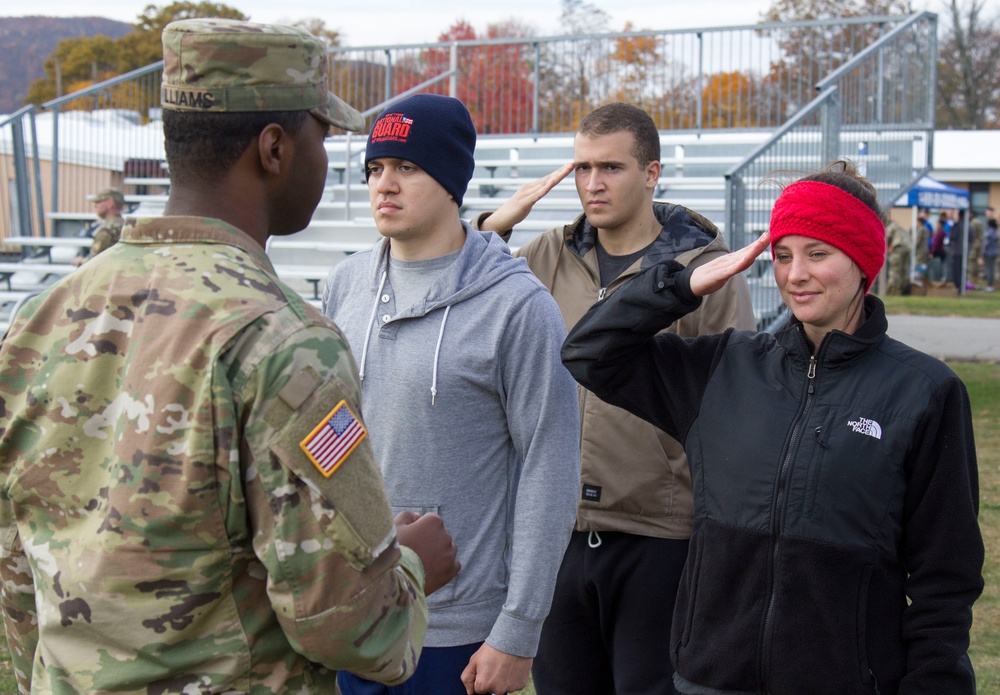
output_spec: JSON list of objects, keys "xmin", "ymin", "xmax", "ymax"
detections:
[
  {"xmin": 598, "ymin": 287, "xmax": 607, "ymax": 301},
  {"xmin": 807, "ymin": 356, "xmax": 817, "ymax": 395},
  {"xmin": 814, "ymin": 426, "xmax": 829, "ymax": 448}
]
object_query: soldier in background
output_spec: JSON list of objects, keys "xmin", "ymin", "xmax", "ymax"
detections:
[
  {"xmin": 885, "ymin": 219, "xmax": 911, "ymax": 295},
  {"xmin": 0, "ymin": 18, "xmax": 457, "ymax": 693},
  {"xmin": 71, "ymin": 187, "xmax": 125, "ymax": 266},
  {"xmin": 912, "ymin": 207, "xmax": 931, "ymax": 284},
  {"xmin": 968, "ymin": 209, "xmax": 984, "ymax": 288}
]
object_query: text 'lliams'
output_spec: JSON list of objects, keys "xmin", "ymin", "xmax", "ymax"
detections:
[{"xmin": 162, "ymin": 88, "xmax": 216, "ymax": 109}]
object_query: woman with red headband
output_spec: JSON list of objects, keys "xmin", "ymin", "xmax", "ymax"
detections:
[{"xmin": 562, "ymin": 160, "xmax": 983, "ymax": 695}]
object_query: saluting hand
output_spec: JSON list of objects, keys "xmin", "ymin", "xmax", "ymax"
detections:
[
  {"xmin": 478, "ymin": 163, "xmax": 574, "ymax": 234},
  {"xmin": 690, "ymin": 231, "xmax": 770, "ymax": 297}
]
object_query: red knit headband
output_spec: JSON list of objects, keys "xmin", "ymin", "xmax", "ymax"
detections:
[{"xmin": 769, "ymin": 180, "xmax": 886, "ymax": 293}]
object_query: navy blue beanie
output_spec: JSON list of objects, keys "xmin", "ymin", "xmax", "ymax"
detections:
[{"xmin": 365, "ymin": 94, "xmax": 477, "ymax": 206}]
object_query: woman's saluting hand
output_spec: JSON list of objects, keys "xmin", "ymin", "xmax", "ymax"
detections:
[{"xmin": 690, "ymin": 231, "xmax": 770, "ymax": 297}]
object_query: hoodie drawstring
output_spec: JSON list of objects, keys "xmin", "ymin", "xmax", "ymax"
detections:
[
  {"xmin": 430, "ymin": 305, "xmax": 450, "ymax": 405},
  {"xmin": 359, "ymin": 270, "xmax": 450, "ymax": 406},
  {"xmin": 358, "ymin": 270, "xmax": 388, "ymax": 383}
]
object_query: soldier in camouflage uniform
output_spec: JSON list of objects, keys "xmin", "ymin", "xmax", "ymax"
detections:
[
  {"xmin": 968, "ymin": 210, "xmax": 984, "ymax": 287},
  {"xmin": 71, "ymin": 188, "xmax": 126, "ymax": 267},
  {"xmin": 885, "ymin": 219, "xmax": 912, "ymax": 295},
  {"xmin": 0, "ymin": 18, "xmax": 458, "ymax": 694},
  {"xmin": 913, "ymin": 208, "xmax": 931, "ymax": 280}
]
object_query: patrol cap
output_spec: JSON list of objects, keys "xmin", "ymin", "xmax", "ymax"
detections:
[
  {"xmin": 161, "ymin": 18, "xmax": 365, "ymax": 132},
  {"xmin": 89, "ymin": 188, "xmax": 125, "ymax": 205}
]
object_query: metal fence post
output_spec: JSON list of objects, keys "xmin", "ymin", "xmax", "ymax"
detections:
[
  {"xmin": 29, "ymin": 110, "xmax": 45, "ymax": 237},
  {"xmin": 51, "ymin": 106, "xmax": 60, "ymax": 214},
  {"xmin": 532, "ymin": 42, "xmax": 540, "ymax": 134},
  {"xmin": 876, "ymin": 43, "xmax": 885, "ymax": 125},
  {"xmin": 11, "ymin": 116, "xmax": 34, "ymax": 236},
  {"xmin": 820, "ymin": 86, "xmax": 841, "ymax": 166},
  {"xmin": 926, "ymin": 15, "xmax": 938, "ymax": 128},
  {"xmin": 725, "ymin": 172, "xmax": 745, "ymax": 252},
  {"xmin": 696, "ymin": 32, "xmax": 704, "ymax": 134},
  {"xmin": 344, "ymin": 132, "xmax": 353, "ymax": 221},
  {"xmin": 385, "ymin": 49, "xmax": 393, "ymax": 102},
  {"xmin": 450, "ymin": 43, "xmax": 458, "ymax": 98}
]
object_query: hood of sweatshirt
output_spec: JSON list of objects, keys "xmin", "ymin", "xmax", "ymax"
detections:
[
  {"xmin": 366, "ymin": 221, "xmax": 534, "ymax": 318},
  {"xmin": 348, "ymin": 221, "xmax": 537, "ymax": 403}
]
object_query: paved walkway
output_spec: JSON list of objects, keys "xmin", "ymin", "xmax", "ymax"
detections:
[{"xmin": 886, "ymin": 315, "xmax": 1000, "ymax": 362}]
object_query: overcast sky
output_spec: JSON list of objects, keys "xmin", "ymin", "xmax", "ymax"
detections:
[{"xmin": 3, "ymin": 0, "xmax": 932, "ymax": 47}]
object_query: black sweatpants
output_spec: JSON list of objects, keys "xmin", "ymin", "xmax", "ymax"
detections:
[{"xmin": 531, "ymin": 530, "xmax": 689, "ymax": 695}]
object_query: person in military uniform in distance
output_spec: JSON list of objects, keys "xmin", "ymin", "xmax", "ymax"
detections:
[
  {"xmin": 968, "ymin": 209, "xmax": 984, "ymax": 288},
  {"xmin": 0, "ymin": 18, "xmax": 459, "ymax": 694},
  {"xmin": 71, "ymin": 187, "xmax": 126, "ymax": 266},
  {"xmin": 884, "ymin": 219, "xmax": 911, "ymax": 295},
  {"xmin": 912, "ymin": 207, "xmax": 932, "ymax": 284}
]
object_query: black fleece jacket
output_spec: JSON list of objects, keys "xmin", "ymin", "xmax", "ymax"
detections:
[{"xmin": 562, "ymin": 261, "xmax": 984, "ymax": 695}]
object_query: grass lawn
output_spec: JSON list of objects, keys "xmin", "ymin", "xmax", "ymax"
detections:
[
  {"xmin": 963, "ymin": 359, "xmax": 1000, "ymax": 693},
  {"xmin": 0, "ymin": 297, "xmax": 995, "ymax": 693},
  {"xmin": 880, "ymin": 290, "xmax": 1000, "ymax": 318}
]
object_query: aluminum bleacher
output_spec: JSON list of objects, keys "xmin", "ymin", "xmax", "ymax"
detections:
[
  {"xmin": 23, "ymin": 129, "xmax": 901, "ymax": 322},
  {"xmin": 32, "ymin": 131, "xmax": 769, "ymax": 309}
]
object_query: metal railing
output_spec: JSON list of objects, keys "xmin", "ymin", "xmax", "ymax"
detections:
[
  {"xmin": 330, "ymin": 15, "xmax": 910, "ymax": 136},
  {"xmin": 3, "ymin": 14, "xmax": 929, "ymax": 253},
  {"xmin": 724, "ymin": 12, "xmax": 938, "ymax": 328},
  {"xmin": 42, "ymin": 61, "xmax": 165, "ymax": 231},
  {"xmin": 0, "ymin": 106, "xmax": 45, "ymax": 239}
]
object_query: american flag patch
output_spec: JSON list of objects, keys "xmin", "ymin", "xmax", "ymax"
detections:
[{"xmin": 299, "ymin": 400, "xmax": 367, "ymax": 478}]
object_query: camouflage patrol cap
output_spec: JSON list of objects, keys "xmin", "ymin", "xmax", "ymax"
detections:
[
  {"xmin": 161, "ymin": 18, "xmax": 365, "ymax": 132},
  {"xmin": 89, "ymin": 188, "xmax": 125, "ymax": 205}
]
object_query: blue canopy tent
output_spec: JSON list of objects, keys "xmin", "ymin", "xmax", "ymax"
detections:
[
  {"xmin": 894, "ymin": 176, "xmax": 971, "ymax": 294},
  {"xmin": 894, "ymin": 176, "xmax": 970, "ymax": 211}
]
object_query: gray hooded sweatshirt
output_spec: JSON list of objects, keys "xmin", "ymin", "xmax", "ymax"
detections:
[{"xmin": 322, "ymin": 224, "xmax": 580, "ymax": 656}]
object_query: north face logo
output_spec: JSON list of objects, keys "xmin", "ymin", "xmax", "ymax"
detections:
[{"xmin": 847, "ymin": 417, "xmax": 882, "ymax": 440}]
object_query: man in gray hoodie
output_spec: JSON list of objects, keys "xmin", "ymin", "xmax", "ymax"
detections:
[{"xmin": 323, "ymin": 94, "xmax": 580, "ymax": 695}]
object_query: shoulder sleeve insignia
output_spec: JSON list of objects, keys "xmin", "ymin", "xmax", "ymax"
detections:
[{"xmin": 299, "ymin": 400, "xmax": 367, "ymax": 477}]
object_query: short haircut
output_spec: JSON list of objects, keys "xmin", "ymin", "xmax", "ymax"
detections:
[
  {"xmin": 163, "ymin": 110, "xmax": 309, "ymax": 184},
  {"xmin": 577, "ymin": 102, "xmax": 660, "ymax": 167}
]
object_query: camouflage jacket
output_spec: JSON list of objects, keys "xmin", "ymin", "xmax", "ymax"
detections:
[
  {"xmin": 0, "ymin": 217, "xmax": 427, "ymax": 693},
  {"xmin": 85, "ymin": 213, "xmax": 124, "ymax": 260},
  {"xmin": 886, "ymin": 220, "xmax": 911, "ymax": 252}
]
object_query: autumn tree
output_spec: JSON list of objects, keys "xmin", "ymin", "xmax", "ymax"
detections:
[
  {"xmin": 601, "ymin": 22, "xmax": 665, "ymax": 114},
  {"xmin": 701, "ymin": 71, "xmax": 762, "ymax": 129},
  {"xmin": 24, "ymin": 35, "xmax": 121, "ymax": 104},
  {"xmin": 936, "ymin": 0, "xmax": 1000, "ymax": 128},
  {"xmin": 657, "ymin": 76, "xmax": 701, "ymax": 130},
  {"xmin": 546, "ymin": 0, "xmax": 611, "ymax": 129},
  {"xmin": 24, "ymin": 2, "xmax": 245, "ymax": 105},
  {"xmin": 759, "ymin": 0, "xmax": 914, "ymax": 122},
  {"xmin": 411, "ymin": 19, "xmax": 537, "ymax": 135}
]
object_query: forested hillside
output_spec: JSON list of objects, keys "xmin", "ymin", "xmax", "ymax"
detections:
[{"xmin": 0, "ymin": 16, "xmax": 132, "ymax": 114}]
